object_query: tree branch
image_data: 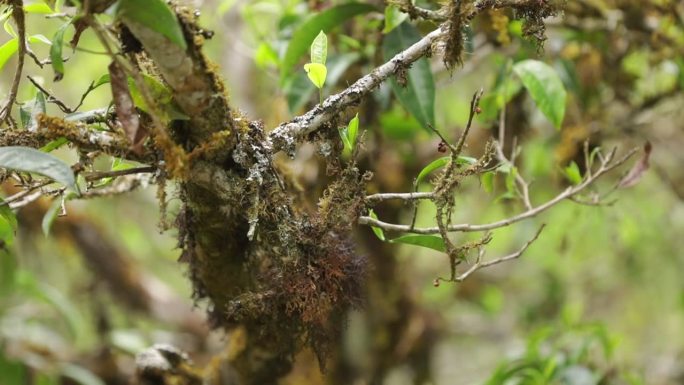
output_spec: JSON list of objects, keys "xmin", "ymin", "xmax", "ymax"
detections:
[
  {"xmin": 269, "ymin": 25, "xmax": 448, "ymax": 155},
  {"xmin": 359, "ymin": 147, "xmax": 638, "ymax": 234},
  {"xmin": 451, "ymin": 224, "xmax": 545, "ymax": 282},
  {"xmin": 0, "ymin": 0, "xmax": 26, "ymax": 127}
]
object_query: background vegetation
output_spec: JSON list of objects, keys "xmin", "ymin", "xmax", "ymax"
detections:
[{"xmin": 0, "ymin": 0, "xmax": 683, "ymax": 384}]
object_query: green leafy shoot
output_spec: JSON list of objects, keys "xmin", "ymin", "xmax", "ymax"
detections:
[
  {"xmin": 281, "ymin": 3, "xmax": 376, "ymax": 79},
  {"xmin": 338, "ymin": 113, "xmax": 360, "ymax": 156},
  {"xmin": 368, "ymin": 209, "xmax": 385, "ymax": 241}
]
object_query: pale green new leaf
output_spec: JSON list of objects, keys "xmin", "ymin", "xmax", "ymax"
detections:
[
  {"xmin": 346, "ymin": 113, "xmax": 359, "ymax": 149},
  {"xmin": 310, "ymin": 30, "xmax": 327, "ymax": 65},
  {"xmin": 0, "ymin": 38, "xmax": 18, "ymax": 71},
  {"xmin": 564, "ymin": 161, "xmax": 582, "ymax": 185},
  {"xmin": 24, "ymin": 3, "xmax": 53, "ymax": 14},
  {"xmin": 304, "ymin": 62, "xmax": 327, "ymax": 89},
  {"xmin": 513, "ymin": 59, "xmax": 567, "ymax": 129}
]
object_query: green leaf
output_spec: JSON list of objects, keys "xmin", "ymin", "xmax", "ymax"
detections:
[
  {"xmin": 368, "ymin": 209, "xmax": 385, "ymax": 241},
  {"xmin": 24, "ymin": 3, "xmax": 53, "ymax": 13},
  {"xmin": 505, "ymin": 166, "xmax": 518, "ymax": 195},
  {"xmin": 0, "ymin": 146, "xmax": 76, "ymax": 191},
  {"xmin": 390, "ymin": 234, "xmax": 446, "ymax": 252},
  {"xmin": 28, "ymin": 34, "xmax": 52, "ymax": 46},
  {"xmin": 59, "ymin": 364, "xmax": 105, "ymax": 385},
  {"xmin": 41, "ymin": 197, "xmax": 62, "ymax": 236},
  {"xmin": 50, "ymin": 22, "xmax": 69, "ymax": 81},
  {"xmin": 481, "ymin": 171, "xmax": 494, "ymax": 193},
  {"xmin": 19, "ymin": 89, "xmax": 46, "ymax": 131},
  {"xmin": 383, "ymin": 5, "xmax": 408, "ymax": 34},
  {"xmin": 416, "ymin": 156, "xmax": 450, "ymax": 186},
  {"xmin": 303, "ymin": 62, "xmax": 327, "ymax": 89},
  {"xmin": 281, "ymin": 2, "xmax": 376, "ymax": 79},
  {"xmin": 4, "ymin": 18, "xmax": 17, "ymax": 38},
  {"xmin": 564, "ymin": 161, "xmax": 582, "ymax": 185},
  {"xmin": 310, "ymin": 30, "xmax": 327, "ymax": 65},
  {"xmin": 254, "ymin": 42, "xmax": 279, "ymax": 69},
  {"xmin": 346, "ymin": 113, "xmax": 360, "ymax": 149},
  {"xmin": 94, "ymin": 73, "xmax": 189, "ymax": 121},
  {"xmin": 40, "ymin": 138, "xmax": 69, "ymax": 152},
  {"xmin": 0, "ymin": 38, "xmax": 18, "ymax": 72},
  {"xmin": 513, "ymin": 59, "xmax": 567, "ymax": 129},
  {"xmin": 382, "ymin": 22, "xmax": 435, "ymax": 129},
  {"xmin": 118, "ymin": 0, "xmax": 187, "ymax": 50}
]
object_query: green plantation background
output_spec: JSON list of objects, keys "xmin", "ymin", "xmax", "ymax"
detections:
[{"xmin": 0, "ymin": 0, "xmax": 683, "ymax": 384}]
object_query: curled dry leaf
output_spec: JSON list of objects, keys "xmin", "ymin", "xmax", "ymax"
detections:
[
  {"xmin": 108, "ymin": 61, "xmax": 143, "ymax": 152},
  {"xmin": 618, "ymin": 142, "xmax": 652, "ymax": 188}
]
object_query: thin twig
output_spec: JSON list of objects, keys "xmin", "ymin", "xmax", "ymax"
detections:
[
  {"xmin": 365, "ymin": 191, "xmax": 435, "ymax": 204},
  {"xmin": 0, "ymin": 0, "xmax": 27, "ymax": 126},
  {"xmin": 453, "ymin": 224, "xmax": 545, "ymax": 282},
  {"xmin": 84, "ymin": 166, "xmax": 157, "ymax": 182},
  {"xmin": 358, "ymin": 147, "xmax": 637, "ymax": 234}
]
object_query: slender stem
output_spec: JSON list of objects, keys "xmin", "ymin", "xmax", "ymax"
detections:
[{"xmin": 359, "ymin": 148, "xmax": 637, "ymax": 234}]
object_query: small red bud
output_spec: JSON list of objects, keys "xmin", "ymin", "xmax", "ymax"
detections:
[
  {"xmin": 437, "ymin": 141, "xmax": 447, "ymax": 153},
  {"xmin": 475, "ymin": 106, "xmax": 482, "ymax": 114}
]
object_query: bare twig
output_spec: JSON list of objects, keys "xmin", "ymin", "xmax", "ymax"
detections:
[
  {"xmin": 452, "ymin": 224, "xmax": 545, "ymax": 282},
  {"xmin": 396, "ymin": 1, "xmax": 448, "ymax": 22},
  {"xmin": 0, "ymin": 0, "xmax": 27, "ymax": 126},
  {"xmin": 358, "ymin": 147, "xmax": 637, "ymax": 234},
  {"xmin": 27, "ymin": 76, "xmax": 101, "ymax": 113},
  {"xmin": 365, "ymin": 191, "xmax": 435, "ymax": 204},
  {"xmin": 84, "ymin": 166, "xmax": 157, "ymax": 182}
]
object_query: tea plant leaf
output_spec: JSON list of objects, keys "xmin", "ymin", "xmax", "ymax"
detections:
[
  {"xmin": 390, "ymin": 234, "xmax": 446, "ymax": 252},
  {"xmin": 382, "ymin": 22, "xmax": 435, "ymax": 129},
  {"xmin": 513, "ymin": 59, "xmax": 567, "ymax": 129},
  {"xmin": 118, "ymin": 0, "xmax": 187, "ymax": 50},
  {"xmin": 0, "ymin": 146, "xmax": 76, "ymax": 191}
]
